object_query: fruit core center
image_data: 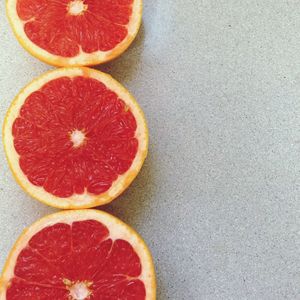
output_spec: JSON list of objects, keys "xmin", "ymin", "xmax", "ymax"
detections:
[
  {"xmin": 67, "ymin": 0, "xmax": 88, "ymax": 16},
  {"xmin": 68, "ymin": 281, "xmax": 92, "ymax": 300},
  {"xmin": 70, "ymin": 129, "xmax": 86, "ymax": 148}
]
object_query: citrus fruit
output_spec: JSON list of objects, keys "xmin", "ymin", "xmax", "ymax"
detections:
[
  {"xmin": 6, "ymin": 0, "xmax": 142, "ymax": 66},
  {"xmin": 3, "ymin": 67, "xmax": 148, "ymax": 209},
  {"xmin": 0, "ymin": 210, "xmax": 156, "ymax": 300}
]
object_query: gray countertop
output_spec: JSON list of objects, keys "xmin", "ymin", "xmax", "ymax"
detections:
[{"xmin": 0, "ymin": 1, "xmax": 299, "ymax": 299}]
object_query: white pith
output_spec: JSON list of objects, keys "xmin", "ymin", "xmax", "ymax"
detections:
[
  {"xmin": 3, "ymin": 68, "xmax": 148, "ymax": 209},
  {"xmin": 69, "ymin": 281, "xmax": 91, "ymax": 300},
  {"xmin": 70, "ymin": 129, "xmax": 86, "ymax": 148},
  {"xmin": 0, "ymin": 210, "xmax": 156, "ymax": 300},
  {"xmin": 68, "ymin": 0, "xmax": 87, "ymax": 16},
  {"xmin": 6, "ymin": 0, "xmax": 142, "ymax": 66}
]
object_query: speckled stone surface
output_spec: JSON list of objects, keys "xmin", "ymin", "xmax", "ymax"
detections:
[{"xmin": 0, "ymin": 1, "xmax": 300, "ymax": 299}]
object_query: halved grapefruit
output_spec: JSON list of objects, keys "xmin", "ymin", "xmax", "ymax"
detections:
[
  {"xmin": 3, "ymin": 67, "xmax": 148, "ymax": 209},
  {"xmin": 6, "ymin": 0, "xmax": 142, "ymax": 66},
  {"xmin": 0, "ymin": 210, "xmax": 156, "ymax": 300}
]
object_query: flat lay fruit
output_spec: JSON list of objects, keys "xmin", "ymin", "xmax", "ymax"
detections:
[
  {"xmin": 6, "ymin": 0, "xmax": 142, "ymax": 66},
  {"xmin": 0, "ymin": 209, "xmax": 156, "ymax": 300},
  {"xmin": 3, "ymin": 67, "xmax": 148, "ymax": 209}
]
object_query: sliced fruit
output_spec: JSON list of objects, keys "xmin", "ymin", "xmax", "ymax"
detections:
[
  {"xmin": 0, "ymin": 210, "xmax": 156, "ymax": 300},
  {"xmin": 6, "ymin": 0, "xmax": 142, "ymax": 66},
  {"xmin": 3, "ymin": 67, "xmax": 148, "ymax": 209}
]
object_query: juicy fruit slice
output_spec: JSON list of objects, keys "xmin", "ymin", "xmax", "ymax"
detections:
[
  {"xmin": 15, "ymin": 78, "xmax": 137, "ymax": 197},
  {"xmin": 0, "ymin": 210, "xmax": 156, "ymax": 300},
  {"xmin": 6, "ymin": 0, "xmax": 142, "ymax": 66},
  {"xmin": 3, "ymin": 68, "xmax": 148, "ymax": 209}
]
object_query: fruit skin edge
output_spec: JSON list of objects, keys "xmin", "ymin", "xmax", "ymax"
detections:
[
  {"xmin": 0, "ymin": 209, "xmax": 157, "ymax": 300},
  {"xmin": 2, "ymin": 67, "xmax": 149, "ymax": 209},
  {"xmin": 6, "ymin": 0, "xmax": 143, "ymax": 67}
]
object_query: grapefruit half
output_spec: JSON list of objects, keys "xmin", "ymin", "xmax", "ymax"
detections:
[
  {"xmin": 0, "ymin": 210, "xmax": 156, "ymax": 300},
  {"xmin": 6, "ymin": 0, "xmax": 142, "ymax": 66},
  {"xmin": 3, "ymin": 67, "xmax": 148, "ymax": 209}
]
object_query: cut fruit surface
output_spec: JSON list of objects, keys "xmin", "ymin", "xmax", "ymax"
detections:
[
  {"xmin": 0, "ymin": 210, "xmax": 156, "ymax": 300},
  {"xmin": 3, "ymin": 67, "xmax": 148, "ymax": 209},
  {"xmin": 6, "ymin": 0, "xmax": 142, "ymax": 66}
]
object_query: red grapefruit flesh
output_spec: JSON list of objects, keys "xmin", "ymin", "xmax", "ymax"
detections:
[
  {"xmin": 0, "ymin": 210, "xmax": 156, "ymax": 299},
  {"xmin": 3, "ymin": 68, "xmax": 148, "ymax": 209},
  {"xmin": 6, "ymin": 0, "xmax": 142, "ymax": 66}
]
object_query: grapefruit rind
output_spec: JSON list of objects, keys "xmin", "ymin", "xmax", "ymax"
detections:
[
  {"xmin": 6, "ymin": 0, "xmax": 143, "ymax": 66},
  {"xmin": 0, "ymin": 209, "xmax": 156, "ymax": 300},
  {"xmin": 3, "ymin": 67, "xmax": 148, "ymax": 209}
]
